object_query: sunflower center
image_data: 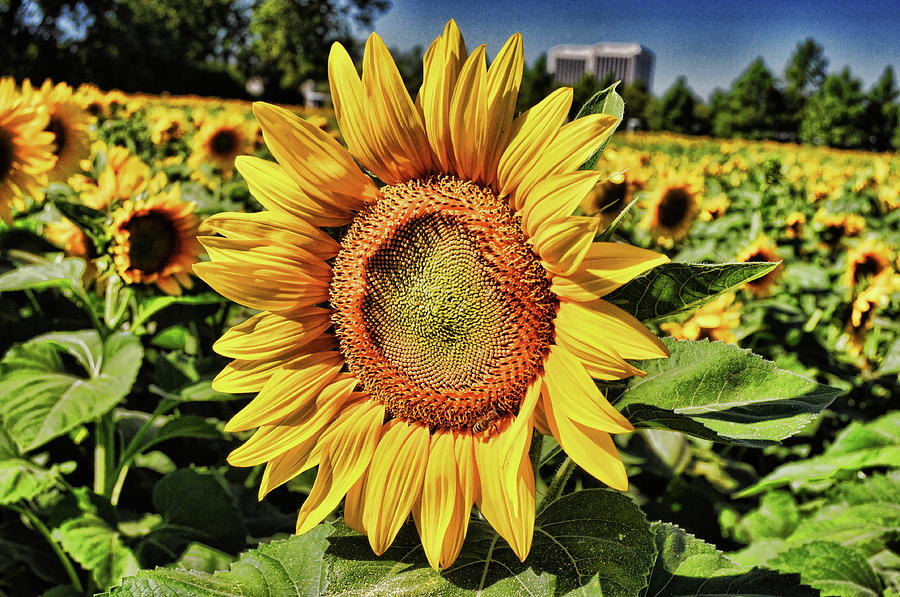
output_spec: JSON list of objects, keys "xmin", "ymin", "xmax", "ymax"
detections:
[
  {"xmin": 0, "ymin": 129, "xmax": 13, "ymax": 183},
  {"xmin": 658, "ymin": 188, "xmax": 689, "ymax": 228},
  {"xmin": 125, "ymin": 212, "xmax": 178, "ymax": 273},
  {"xmin": 47, "ymin": 115, "xmax": 67, "ymax": 156},
  {"xmin": 331, "ymin": 175, "xmax": 557, "ymax": 431},
  {"xmin": 822, "ymin": 224, "xmax": 844, "ymax": 247},
  {"xmin": 584, "ymin": 180, "xmax": 628, "ymax": 216},
  {"xmin": 210, "ymin": 130, "xmax": 238, "ymax": 157},
  {"xmin": 854, "ymin": 256, "xmax": 882, "ymax": 284}
]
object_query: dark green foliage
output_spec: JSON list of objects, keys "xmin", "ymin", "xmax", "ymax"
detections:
[
  {"xmin": 712, "ymin": 59, "xmax": 788, "ymax": 139},
  {"xmin": 800, "ymin": 68, "xmax": 869, "ymax": 148}
]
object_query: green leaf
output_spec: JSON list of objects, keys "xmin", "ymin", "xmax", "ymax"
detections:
[
  {"xmin": 786, "ymin": 503, "xmax": 900, "ymax": 555},
  {"xmin": 0, "ymin": 331, "xmax": 143, "ymax": 452},
  {"xmin": 734, "ymin": 491, "xmax": 800, "ymax": 543},
  {"xmin": 597, "ymin": 197, "xmax": 639, "ymax": 242},
  {"xmin": 605, "ymin": 262, "xmax": 779, "ymax": 323},
  {"xmin": 616, "ymin": 339, "xmax": 841, "ymax": 447},
  {"xmin": 132, "ymin": 294, "xmax": 222, "ymax": 328},
  {"xmin": 52, "ymin": 514, "xmax": 139, "ymax": 590},
  {"xmin": 105, "ymin": 526, "xmax": 332, "ymax": 596},
  {"xmin": 642, "ymin": 522, "xmax": 817, "ymax": 596},
  {"xmin": 326, "ymin": 488, "xmax": 656, "ymax": 596},
  {"xmin": 737, "ymin": 412, "xmax": 900, "ymax": 496},
  {"xmin": 175, "ymin": 543, "xmax": 236, "ymax": 574},
  {"xmin": 0, "ymin": 258, "xmax": 85, "ymax": 293},
  {"xmin": 771, "ymin": 541, "xmax": 882, "ymax": 597},
  {"xmin": 576, "ymin": 81, "xmax": 625, "ymax": 170},
  {"xmin": 0, "ymin": 459, "xmax": 61, "ymax": 504}
]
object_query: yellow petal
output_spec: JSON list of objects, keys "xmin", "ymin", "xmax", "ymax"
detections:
[
  {"xmin": 213, "ymin": 309, "xmax": 332, "ymax": 360},
  {"xmin": 475, "ymin": 436, "xmax": 535, "ymax": 561},
  {"xmin": 418, "ymin": 431, "xmax": 457, "ymax": 569},
  {"xmin": 421, "ymin": 20, "xmax": 467, "ymax": 172},
  {"xmin": 514, "ymin": 113, "xmax": 619, "ymax": 207},
  {"xmin": 362, "ymin": 33, "xmax": 435, "ymax": 182},
  {"xmin": 328, "ymin": 42, "xmax": 388, "ymax": 181},
  {"xmin": 481, "ymin": 32, "xmax": 524, "ymax": 188},
  {"xmin": 553, "ymin": 325, "xmax": 646, "ymax": 380},
  {"xmin": 437, "ymin": 431, "xmax": 476, "ymax": 568},
  {"xmin": 258, "ymin": 432, "xmax": 323, "ymax": 499},
  {"xmin": 541, "ymin": 385, "xmax": 628, "ymax": 491},
  {"xmin": 496, "ymin": 379, "xmax": 541, "ymax": 505},
  {"xmin": 198, "ymin": 236, "xmax": 332, "ymax": 281},
  {"xmin": 224, "ymin": 351, "xmax": 344, "ymax": 432},
  {"xmin": 449, "ymin": 45, "xmax": 488, "ymax": 182},
  {"xmin": 556, "ymin": 299, "xmax": 669, "ymax": 360},
  {"xmin": 542, "ymin": 344, "xmax": 633, "ymax": 433},
  {"xmin": 520, "ymin": 171, "xmax": 602, "ymax": 236},
  {"xmin": 227, "ymin": 377, "xmax": 359, "ymax": 467},
  {"xmin": 497, "ymin": 87, "xmax": 573, "ymax": 202},
  {"xmin": 551, "ymin": 243, "xmax": 669, "ymax": 300},
  {"xmin": 531, "ymin": 216, "xmax": 599, "ymax": 276},
  {"xmin": 201, "ymin": 210, "xmax": 341, "ymax": 259},
  {"xmin": 362, "ymin": 420, "xmax": 430, "ymax": 555},
  {"xmin": 193, "ymin": 261, "xmax": 329, "ymax": 313},
  {"xmin": 235, "ymin": 156, "xmax": 352, "ymax": 228},
  {"xmin": 296, "ymin": 400, "xmax": 385, "ymax": 534},
  {"xmin": 253, "ymin": 102, "xmax": 377, "ymax": 208},
  {"xmin": 343, "ymin": 470, "xmax": 368, "ymax": 534}
]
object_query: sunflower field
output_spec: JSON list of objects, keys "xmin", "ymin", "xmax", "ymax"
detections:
[{"xmin": 0, "ymin": 23, "xmax": 898, "ymax": 597}]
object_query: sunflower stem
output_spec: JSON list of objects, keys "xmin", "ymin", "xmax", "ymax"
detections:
[
  {"xmin": 538, "ymin": 456, "xmax": 575, "ymax": 514},
  {"xmin": 11, "ymin": 504, "xmax": 84, "ymax": 592}
]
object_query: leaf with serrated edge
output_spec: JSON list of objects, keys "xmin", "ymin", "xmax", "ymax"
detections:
[
  {"xmin": 52, "ymin": 514, "xmax": 139, "ymax": 590},
  {"xmin": 772, "ymin": 541, "xmax": 883, "ymax": 597},
  {"xmin": 0, "ymin": 331, "xmax": 143, "ymax": 452},
  {"xmin": 617, "ymin": 338, "xmax": 841, "ymax": 447},
  {"xmin": 642, "ymin": 522, "xmax": 817, "ymax": 597},
  {"xmin": 0, "ymin": 459, "xmax": 61, "ymax": 504},
  {"xmin": 605, "ymin": 262, "xmax": 778, "ymax": 323}
]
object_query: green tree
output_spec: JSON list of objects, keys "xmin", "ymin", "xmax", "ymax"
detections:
[
  {"xmin": 517, "ymin": 53, "xmax": 555, "ymax": 113},
  {"xmin": 392, "ymin": 45, "xmax": 425, "ymax": 100},
  {"xmin": 862, "ymin": 66, "xmax": 898, "ymax": 151},
  {"xmin": 620, "ymin": 80, "xmax": 654, "ymax": 127},
  {"xmin": 712, "ymin": 58, "xmax": 786, "ymax": 139},
  {"xmin": 652, "ymin": 76, "xmax": 698, "ymax": 134},
  {"xmin": 784, "ymin": 38, "xmax": 828, "ymax": 134},
  {"xmin": 800, "ymin": 67, "xmax": 867, "ymax": 148}
]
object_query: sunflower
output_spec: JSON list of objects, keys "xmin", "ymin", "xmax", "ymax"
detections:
[
  {"xmin": 45, "ymin": 217, "xmax": 91, "ymax": 258},
  {"xmin": 188, "ymin": 112, "xmax": 253, "ymax": 176},
  {"xmin": 785, "ymin": 211, "xmax": 806, "ymax": 239},
  {"xmin": 699, "ymin": 194, "xmax": 729, "ymax": 222},
  {"xmin": 148, "ymin": 106, "xmax": 189, "ymax": 146},
  {"xmin": 736, "ymin": 235, "xmax": 783, "ymax": 297},
  {"xmin": 846, "ymin": 276, "xmax": 896, "ymax": 357},
  {"xmin": 194, "ymin": 22, "xmax": 670, "ymax": 569},
  {"xmin": 111, "ymin": 186, "xmax": 200, "ymax": 295},
  {"xmin": 580, "ymin": 170, "xmax": 643, "ymax": 227},
  {"xmin": 0, "ymin": 78, "xmax": 56, "ymax": 222},
  {"xmin": 814, "ymin": 211, "xmax": 865, "ymax": 249},
  {"xmin": 21, "ymin": 79, "xmax": 92, "ymax": 182},
  {"xmin": 641, "ymin": 173, "xmax": 700, "ymax": 246},
  {"xmin": 660, "ymin": 293, "xmax": 741, "ymax": 343},
  {"xmin": 843, "ymin": 238, "xmax": 893, "ymax": 292}
]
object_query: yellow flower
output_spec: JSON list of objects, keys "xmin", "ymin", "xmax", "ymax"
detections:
[
  {"xmin": 194, "ymin": 21, "xmax": 670, "ymax": 569},
  {"xmin": 111, "ymin": 186, "xmax": 200, "ymax": 295},
  {"xmin": 813, "ymin": 211, "xmax": 865, "ymax": 249},
  {"xmin": 0, "ymin": 77, "xmax": 55, "ymax": 221},
  {"xmin": 580, "ymin": 170, "xmax": 644, "ymax": 228},
  {"xmin": 641, "ymin": 172, "xmax": 701, "ymax": 246},
  {"xmin": 45, "ymin": 217, "xmax": 91, "ymax": 258},
  {"xmin": 846, "ymin": 275, "xmax": 896, "ymax": 356},
  {"xmin": 843, "ymin": 238, "xmax": 893, "ymax": 292},
  {"xmin": 736, "ymin": 235, "xmax": 783, "ymax": 297},
  {"xmin": 660, "ymin": 293, "xmax": 742, "ymax": 343},
  {"xmin": 699, "ymin": 194, "xmax": 729, "ymax": 222},
  {"xmin": 21, "ymin": 79, "xmax": 93, "ymax": 182},
  {"xmin": 785, "ymin": 211, "xmax": 806, "ymax": 239},
  {"xmin": 188, "ymin": 111, "xmax": 254, "ymax": 176}
]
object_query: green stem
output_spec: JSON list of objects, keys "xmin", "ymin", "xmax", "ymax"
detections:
[
  {"xmin": 538, "ymin": 456, "xmax": 575, "ymax": 514},
  {"xmin": 109, "ymin": 464, "xmax": 129, "ymax": 507},
  {"xmin": 93, "ymin": 413, "xmax": 116, "ymax": 497},
  {"xmin": 11, "ymin": 504, "xmax": 84, "ymax": 592}
]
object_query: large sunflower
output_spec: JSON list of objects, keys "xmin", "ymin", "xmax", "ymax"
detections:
[
  {"xmin": 111, "ymin": 187, "xmax": 200, "ymax": 295},
  {"xmin": 21, "ymin": 79, "xmax": 92, "ymax": 182},
  {"xmin": 0, "ymin": 77, "xmax": 55, "ymax": 222},
  {"xmin": 188, "ymin": 111, "xmax": 254, "ymax": 177},
  {"xmin": 195, "ymin": 22, "xmax": 670, "ymax": 569},
  {"xmin": 641, "ymin": 173, "xmax": 700, "ymax": 246}
]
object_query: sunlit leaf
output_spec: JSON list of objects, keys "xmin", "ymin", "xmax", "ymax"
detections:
[
  {"xmin": 771, "ymin": 541, "xmax": 883, "ymax": 597},
  {"xmin": 52, "ymin": 514, "xmax": 139, "ymax": 590}
]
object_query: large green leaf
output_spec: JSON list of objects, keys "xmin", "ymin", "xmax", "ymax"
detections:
[
  {"xmin": 0, "ymin": 331, "xmax": 143, "ymax": 452},
  {"xmin": 642, "ymin": 522, "xmax": 817, "ymax": 597},
  {"xmin": 576, "ymin": 81, "xmax": 625, "ymax": 170},
  {"xmin": 0, "ymin": 459, "xmax": 62, "ymax": 504},
  {"xmin": 771, "ymin": 542, "xmax": 882, "ymax": 597},
  {"xmin": 108, "ymin": 489, "xmax": 656, "ymax": 596},
  {"xmin": 52, "ymin": 514, "xmax": 139, "ymax": 590},
  {"xmin": 733, "ymin": 491, "xmax": 800, "ymax": 543},
  {"xmin": 105, "ymin": 525, "xmax": 332, "ymax": 596},
  {"xmin": 0, "ymin": 258, "xmax": 85, "ymax": 293},
  {"xmin": 616, "ymin": 339, "xmax": 841, "ymax": 447},
  {"xmin": 605, "ymin": 262, "xmax": 779, "ymax": 323},
  {"xmin": 737, "ymin": 412, "xmax": 900, "ymax": 496}
]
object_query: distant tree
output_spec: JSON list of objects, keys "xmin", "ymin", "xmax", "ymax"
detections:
[
  {"xmin": 392, "ymin": 45, "xmax": 425, "ymax": 99},
  {"xmin": 517, "ymin": 53, "xmax": 555, "ymax": 113},
  {"xmin": 862, "ymin": 66, "xmax": 898, "ymax": 151},
  {"xmin": 653, "ymin": 76, "xmax": 698, "ymax": 134},
  {"xmin": 620, "ymin": 81, "xmax": 653, "ymax": 127},
  {"xmin": 784, "ymin": 38, "xmax": 828, "ymax": 134},
  {"xmin": 800, "ymin": 67, "xmax": 867, "ymax": 148},
  {"xmin": 570, "ymin": 73, "xmax": 600, "ymax": 119},
  {"xmin": 712, "ymin": 58, "xmax": 787, "ymax": 139}
]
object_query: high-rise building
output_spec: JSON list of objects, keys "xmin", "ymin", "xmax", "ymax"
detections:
[{"xmin": 547, "ymin": 42, "xmax": 654, "ymax": 88}]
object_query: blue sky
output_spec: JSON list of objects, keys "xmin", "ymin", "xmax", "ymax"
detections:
[{"xmin": 369, "ymin": 0, "xmax": 900, "ymax": 100}]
